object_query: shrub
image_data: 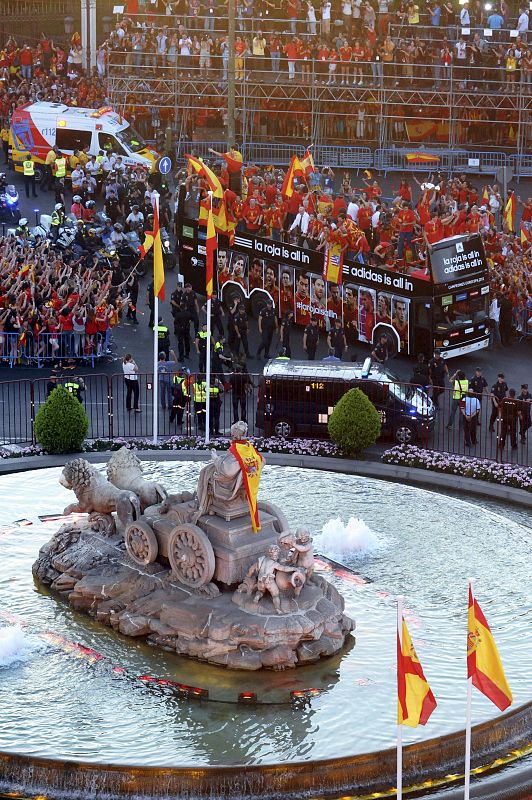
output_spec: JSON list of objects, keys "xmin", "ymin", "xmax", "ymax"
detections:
[
  {"xmin": 34, "ymin": 386, "xmax": 89, "ymax": 454},
  {"xmin": 328, "ymin": 388, "xmax": 381, "ymax": 456}
]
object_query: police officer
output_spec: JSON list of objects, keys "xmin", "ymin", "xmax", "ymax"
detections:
[
  {"xmin": 146, "ymin": 280, "xmax": 155, "ymax": 329},
  {"xmin": 234, "ymin": 303, "xmax": 251, "ymax": 359},
  {"xmin": 499, "ymin": 388, "xmax": 519, "ymax": 450},
  {"xmin": 53, "ymin": 151, "xmax": 67, "ymax": 189},
  {"xmin": 173, "ymin": 300, "xmax": 192, "ymax": 362},
  {"xmin": 328, "ymin": 318, "xmax": 347, "ymax": 360},
  {"xmin": 428, "ymin": 349, "xmax": 448, "ymax": 409},
  {"xmin": 279, "ymin": 310, "xmax": 294, "ymax": 358},
  {"xmin": 256, "ymin": 299, "xmax": 278, "ymax": 360},
  {"xmin": 155, "ymin": 316, "xmax": 170, "ymax": 359},
  {"xmin": 202, "ymin": 295, "xmax": 225, "ymax": 339},
  {"xmin": 195, "ymin": 323, "xmax": 210, "ymax": 373},
  {"xmin": 170, "ymin": 368, "xmax": 190, "ymax": 426},
  {"xmin": 371, "ymin": 333, "xmax": 389, "ymax": 365},
  {"xmin": 42, "ymin": 145, "xmax": 58, "ymax": 192},
  {"xmin": 447, "ymin": 369, "xmax": 469, "ymax": 428},
  {"xmin": 23, "ymin": 156, "xmax": 38, "ymax": 198},
  {"xmin": 212, "ymin": 337, "xmax": 231, "ymax": 377},
  {"xmin": 518, "ymin": 383, "xmax": 532, "ymax": 443},
  {"xmin": 208, "ymin": 376, "xmax": 224, "ymax": 436},
  {"xmin": 184, "ymin": 283, "xmax": 200, "ymax": 337},
  {"xmin": 303, "ymin": 316, "xmax": 320, "ymax": 360},
  {"xmin": 193, "ymin": 373, "xmax": 208, "ymax": 433},
  {"xmin": 489, "ymin": 373, "xmax": 508, "ymax": 432},
  {"xmin": 16, "ymin": 217, "xmax": 30, "ymax": 239},
  {"xmin": 50, "ymin": 203, "xmax": 65, "ymax": 242},
  {"xmin": 63, "ymin": 376, "xmax": 85, "ymax": 403},
  {"xmin": 468, "ymin": 368, "xmax": 488, "ymax": 422}
]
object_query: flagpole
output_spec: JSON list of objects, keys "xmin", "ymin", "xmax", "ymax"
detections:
[
  {"xmin": 152, "ymin": 191, "xmax": 160, "ymax": 446},
  {"xmin": 464, "ymin": 579, "xmax": 475, "ymax": 800},
  {"xmin": 204, "ymin": 193, "xmax": 213, "ymax": 445},
  {"xmin": 397, "ymin": 595, "xmax": 403, "ymax": 800}
]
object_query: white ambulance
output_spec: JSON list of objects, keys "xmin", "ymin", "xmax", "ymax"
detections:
[{"xmin": 10, "ymin": 102, "xmax": 157, "ymax": 178}]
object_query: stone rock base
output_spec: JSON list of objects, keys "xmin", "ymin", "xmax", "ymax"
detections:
[{"xmin": 32, "ymin": 522, "xmax": 355, "ymax": 671}]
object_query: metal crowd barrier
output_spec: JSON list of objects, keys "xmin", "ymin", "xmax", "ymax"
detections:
[
  {"xmin": 0, "ymin": 373, "xmax": 529, "ymax": 468},
  {"xmin": 0, "ymin": 331, "xmax": 112, "ymax": 369}
]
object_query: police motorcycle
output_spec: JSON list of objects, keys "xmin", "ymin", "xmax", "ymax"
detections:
[
  {"xmin": 105, "ymin": 223, "xmax": 142, "ymax": 275},
  {"xmin": 0, "ymin": 173, "xmax": 20, "ymax": 224},
  {"xmin": 28, "ymin": 207, "xmax": 76, "ymax": 250}
]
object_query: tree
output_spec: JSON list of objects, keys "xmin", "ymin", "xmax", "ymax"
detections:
[
  {"xmin": 328, "ymin": 388, "xmax": 381, "ymax": 456},
  {"xmin": 34, "ymin": 386, "xmax": 89, "ymax": 454}
]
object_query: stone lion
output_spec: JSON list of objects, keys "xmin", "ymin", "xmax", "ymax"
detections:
[
  {"xmin": 60, "ymin": 458, "xmax": 141, "ymax": 531},
  {"xmin": 106, "ymin": 447, "xmax": 167, "ymax": 511}
]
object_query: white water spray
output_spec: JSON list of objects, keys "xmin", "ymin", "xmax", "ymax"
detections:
[
  {"xmin": 317, "ymin": 517, "xmax": 385, "ymax": 559},
  {"xmin": 0, "ymin": 625, "xmax": 43, "ymax": 668}
]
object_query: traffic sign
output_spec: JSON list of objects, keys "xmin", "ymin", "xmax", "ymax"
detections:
[{"xmin": 158, "ymin": 156, "xmax": 172, "ymax": 175}]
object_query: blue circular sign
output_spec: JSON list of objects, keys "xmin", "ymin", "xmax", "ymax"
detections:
[{"xmin": 158, "ymin": 156, "xmax": 172, "ymax": 175}]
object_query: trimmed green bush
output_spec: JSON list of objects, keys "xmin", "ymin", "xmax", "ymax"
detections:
[
  {"xmin": 34, "ymin": 386, "xmax": 89, "ymax": 454},
  {"xmin": 328, "ymin": 388, "xmax": 381, "ymax": 456}
]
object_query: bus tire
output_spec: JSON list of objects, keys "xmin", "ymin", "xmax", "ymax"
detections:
[
  {"xmin": 372, "ymin": 324, "xmax": 399, "ymax": 358},
  {"xmin": 250, "ymin": 291, "xmax": 269, "ymax": 318},
  {"xmin": 223, "ymin": 283, "xmax": 245, "ymax": 310},
  {"xmin": 394, "ymin": 423, "xmax": 416, "ymax": 445},
  {"xmin": 272, "ymin": 418, "xmax": 294, "ymax": 438}
]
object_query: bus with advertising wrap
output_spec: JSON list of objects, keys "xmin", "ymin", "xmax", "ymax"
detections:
[{"xmin": 177, "ymin": 198, "xmax": 491, "ymax": 360}]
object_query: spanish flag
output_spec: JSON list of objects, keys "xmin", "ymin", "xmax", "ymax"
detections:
[
  {"xmin": 467, "ymin": 587, "xmax": 512, "ymax": 712},
  {"xmin": 405, "ymin": 150, "xmax": 440, "ymax": 163},
  {"xmin": 520, "ymin": 223, "xmax": 531, "ymax": 246},
  {"xmin": 185, "ymin": 154, "xmax": 224, "ymax": 199},
  {"xmin": 281, "ymin": 155, "xmax": 304, "ymax": 199},
  {"xmin": 152, "ymin": 196, "xmax": 165, "ymax": 301},
  {"xmin": 229, "ymin": 440, "xmax": 264, "ymax": 532},
  {"xmin": 205, "ymin": 203, "xmax": 216, "ymax": 300},
  {"xmin": 397, "ymin": 616, "xmax": 437, "ymax": 727},
  {"xmin": 139, "ymin": 230, "xmax": 154, "ymax": 258},
  {"xmin": 481, "ymin": 187, "xmax": 490, "ymax": 205},
  {"xmin": 503, "ymin": 193, "xmax": 516, "ymax": 233},
  {"xmin": 299, "ymin": 148, "xmax": 316, "ymax": 178},
  {"xmin": 323, "ymin": 241, "xmax": 344, "ymax": 285}
]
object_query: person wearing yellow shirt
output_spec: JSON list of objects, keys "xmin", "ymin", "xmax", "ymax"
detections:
[
  {"xmin": 69, "ymin": 150, "xmax": 81, "ymax": 170},
  {"xmin": 77, "ymin": 148, "xmax": 90, "ymax": 166},
  {"xmin": 0, "ymin": 124, "xmax": 9, "ymax": 165},
  {"xmin": 42, "ymin": 145, "xmax": 58, "ymax": 192}
]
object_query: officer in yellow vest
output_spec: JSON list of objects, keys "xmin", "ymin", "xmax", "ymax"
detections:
[
  {"xmin": 42, "ymin": 145, "xmax": 58, "ymax": 192},
  {"xmin": 155, "ymin": 317, "xmax": 170, "ymax": 358},
  {"xmin": 170, "ymin": 369, "xmax": 190, "ymax": 426},
  {"xmin": 0, "ymin": 124, "xmax": 9, "ymax": 165},
  {"xmin": 447, "ymin": 369, "xmax": 469, "ymax": 429},
  {"xmin": 192, "ymin": 374, "xmax": 207, "ymax": 434},
  {"xmin": 64, "ymin": 377, "xmax": 85, "ymax": 403},
  {"xmin": 23, "ymin": 156, "xmax": 38, "ymax": 199},
  {"xmin": 195, "ymin": 323, "xmax": 210, "ymax": 373},
  {"xmin": 54, "ymin": 153, "xmax": 67, "ymax": 186},
  {"xmin": 208, "ymin": 377, "xmax": 224, "ymax": 437}
]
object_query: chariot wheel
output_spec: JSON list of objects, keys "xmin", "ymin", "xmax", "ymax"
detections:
[
  {"xmin": 125, "ymin": 521, "xmax": 158, "ymax": 566},
  {"xmin": 168, "ymin": 524, "xmax": 215, "ymax": 588}
]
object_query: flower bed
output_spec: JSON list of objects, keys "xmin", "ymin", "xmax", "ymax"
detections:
[
  {"xmin": 382, "ymin": 445, "xmax": 532, "ymax": 492},
  {"xmin": 0, "ymin": 436, "xmax": 340, "ymax": 460}
]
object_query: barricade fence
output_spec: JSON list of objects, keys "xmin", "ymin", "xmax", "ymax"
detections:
[
  {"xmin": 0, "ymin": 331, "xmax": 113, "ymax": 369},
  {"xmin": 0, "ymin": 373, "xmax": 529, "ymax": 468}
]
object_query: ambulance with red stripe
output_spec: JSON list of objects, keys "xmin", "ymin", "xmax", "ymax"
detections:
[{"xmin": 10, "ymin": 101, "xmax": 157, "ymax": 179}]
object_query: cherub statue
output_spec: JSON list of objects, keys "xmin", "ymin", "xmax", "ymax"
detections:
[
  {"xmin": 244, "ymin": 544, "xmax": 297, "ymax": 615},
  {"xmin": 279, "ymin": 527, "xmax": 315, "ymax": 580}
]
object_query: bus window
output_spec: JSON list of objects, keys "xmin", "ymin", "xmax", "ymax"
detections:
[
  {"xmin": 55, "ymin": 128, "xmax": 92, "ymax": 152},
  {"xmin": 98, "ymin": 132, "xmax": 126, "ymax": 155},
  {"xmin": 434, "ymin": 296, "xmax": 488, "ymax": 328}
]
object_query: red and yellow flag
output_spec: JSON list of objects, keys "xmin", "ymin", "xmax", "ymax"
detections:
[
  {"xmin": 397, "ymin": 616, "xmax": 437, "ymax": 727},
  {"xmin": 404, "ymin": 150, "xmax": 440, "ymax": 163},
  {"xmin": 481, "ymin": 187, "xmax": 490, "ymax": 205},
  {"xmin": 323, "ymin": 241, "xmax": 344, "ymax": 285},
  {"xmin": 503, "ymin": 194, "xmax": 516, "ymax": 233},
  {"xmin": 152, "ymin": 197, "xmax": 165, "ymax": 301},
  {"xmin": 185, "ymin": 154, "xmax": 224, "ymax": 199},
  {"xmin": 205, "ymin": 204, "xmax": 216, "ymax": 300},
  {"xmin": 139, "ymin": 230, "xmax": 154, "ymax": 258},
  {"xmin": 520, "ymin": 223, "xmax": 532, "ymax": 247},
  {"xmin": 299, "ymin": 148, "xmax": 316, "ymax": 178},
  {"xmin": 229, "ymin": 440, "xmax": 264, "ymax": 532},
  {"xmin": 281, "ymin": 155, "xmax": 304, "ymax": 199},
  {"xmin": 467, "ymin": 587, "xmax": 512, "ymax": 712}
]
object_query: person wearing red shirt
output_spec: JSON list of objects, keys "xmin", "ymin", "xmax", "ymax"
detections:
[
  {"xmin": 351, "ymin": 39, "xmax": 365, "ymax": 85},
  {"xmin": 284, "ymin": 38, "xmax": 299, "ymax": 81},
  {"xmin": 339, "ymin": 39, "xmax": 352, "ymax": 85},
  {"xmin": 242, "ymin": 198, "xmax": 262, "ymax": 232},
  {"xmin": 327, "ymin": 48, "xmax": 338, "ymax": 85},
  {"xmin": 286, "ymin": 189, "xmax": 303, "ymax": 226},
  {"xmin": 332, "ymin": 194, "xmax": 347, "ymax": 219},
  {"xmin": 395, "ymin": 202, "xmax": 418, "ymax": 260},
  {"xmin": 316, "ymin": 44, "xmax": 329, "ymax": 83},
  {"xmin": 423, "ymin": 210, "xmax": 444, "ymax": 247},
  {"xmin": 520, "ymin": 197, "xmax": 532, "ymax": 223},
  {"xmin": 396, "ymin": 180, "xmax": 412, "ymax": 203}
]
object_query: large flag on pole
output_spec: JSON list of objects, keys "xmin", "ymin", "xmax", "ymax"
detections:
[
  {"xmin": 185, "ymin": 154, "xmax": 224, "ymax": 199},
  {"xmin": 152, "ymin": 197, "xmax": 165, "ymax": 301},
  {"xmin": 467, "ymin": 587, "xmax": 512, "ymax": 711},
  {"xmin": 228, "ymin": 440, "xmax": 264, "ymax": 532},
  {"xmin": 206, "ymin": 203, "xmax": 216, "ymax": 299},
  {"xmin": 299, "ymin": 148, "xmax": 316, "ymax": 178},
  {"xmin": 281, "ymin": 155, "xmax": 304, "ymax": 199},
  {"xmin": 397, "ymin": 615, "xmax": 437, "ymax": 727}
]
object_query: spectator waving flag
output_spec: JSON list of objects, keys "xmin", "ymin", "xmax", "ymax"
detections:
[
  {"xmin": 397, "ymin": 615, "xmax": 437, "ymax": 727},
  {"xmin": 467, "ymin": 586, "xmax": 512, "ymax": 711},
  {"xmin": 281, "ymin": 155, "xmax": 304, "ymax": 198},
  {"xmin": 299, "ymin": 148, "xmax": 316, "ymax": 178},
  {"xmin": 205, "ymin": 203, "xmax": 216, "ymax": 299},
  {"xmin": 152, "ymin": 197, "xmax": 165, "ymax": 301},
  {"xmin": 503, "ymin": 193, "xmax": 516, "ymax": 233},
  {"xmin": 185, "ymin": 154, "xmax": 224, "ymax": 198}
]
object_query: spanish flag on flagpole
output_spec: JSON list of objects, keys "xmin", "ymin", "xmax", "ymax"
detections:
[
  {"xmin": 229, "ymin": 440, "xmax": 264, "ymax": 532},
  {"xmin": 503, "ymin": 193, "xmax": 516, "ymax": 233},
  {"xmin": 152, "ymin": 196, "xmax": 165, "ymax": 302},
  {"xmin": 397, "ymin": 614, "xmax": 437, "ymax": 727},
  {"xmin": 281, "ymin": 155, "xmax": 304, "ymax": 199},
  {"xmin": 205, "ymin": 202, "xmax": 216, "ymax": 300},
  {"xmin": 467, "ymin": 585, "xmax": 512, "ymax": 711},
  {"xmin": 185, "ymin": 154, "xmax": 224, "ymax": 199}
]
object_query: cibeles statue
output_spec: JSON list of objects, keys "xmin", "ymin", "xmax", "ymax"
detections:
[{"xmin": 194, "ymin": 421, "xmax": 262, "ymax": 521}]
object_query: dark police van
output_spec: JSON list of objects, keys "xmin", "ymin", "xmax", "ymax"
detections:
[{"xmin": 256, "ymin": 358, "xmax": 434, "ymax": 444}]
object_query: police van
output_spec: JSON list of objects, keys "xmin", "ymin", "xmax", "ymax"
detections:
[
  {"xmin": 256, "ymin": 358, "xmax": 434, "ymax": 444},
  {"xmin": 10, "ymin": 102, "xmax": 157, "ymax": 179}
]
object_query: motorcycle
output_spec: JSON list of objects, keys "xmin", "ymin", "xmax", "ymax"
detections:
[{"xmin": 0, "ymin": 175, "xmax": 20, "ymax": 224}]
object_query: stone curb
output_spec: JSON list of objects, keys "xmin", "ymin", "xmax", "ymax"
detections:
[{"xmin": 1, "ymin": 450, "xmax": 530, "ymax": 508}]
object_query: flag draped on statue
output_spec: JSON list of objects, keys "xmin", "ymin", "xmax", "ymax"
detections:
[
  {"xmin": 397, "ymin": 616, "xmax": 437, "ymax": 727},
  {"xmin": 281, "ymin": 155, "xmax": 304, "ymax": 198},
  {"xmin": 185, "ymin": 154, "xmax": 224, "ymax": 198},
  {"xmin": 503, "ymin": 194, "xmax": 516, "ymax": 232},
  {"xmin": 205, "ymin": 204, "xmax": 216, "ymax": 300},
  {"xmin": 152, "ymin": 197, "xmax": 165, "ymax": 301},
  {"xmin": 467, "ymin": 587, "xmax": 512, "ymax": 711},
  {"xmin": 229, "ymin": 441, "xmax": 264, "ymax": 532},
  {"xmin": 323, "ymin": 241, "xmax": 344, "ymax": 285}
]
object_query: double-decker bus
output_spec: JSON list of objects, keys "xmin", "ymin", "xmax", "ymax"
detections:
[{"xmin": 176, "ymin": 194, "xmax": 491, "ymax": 360}]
